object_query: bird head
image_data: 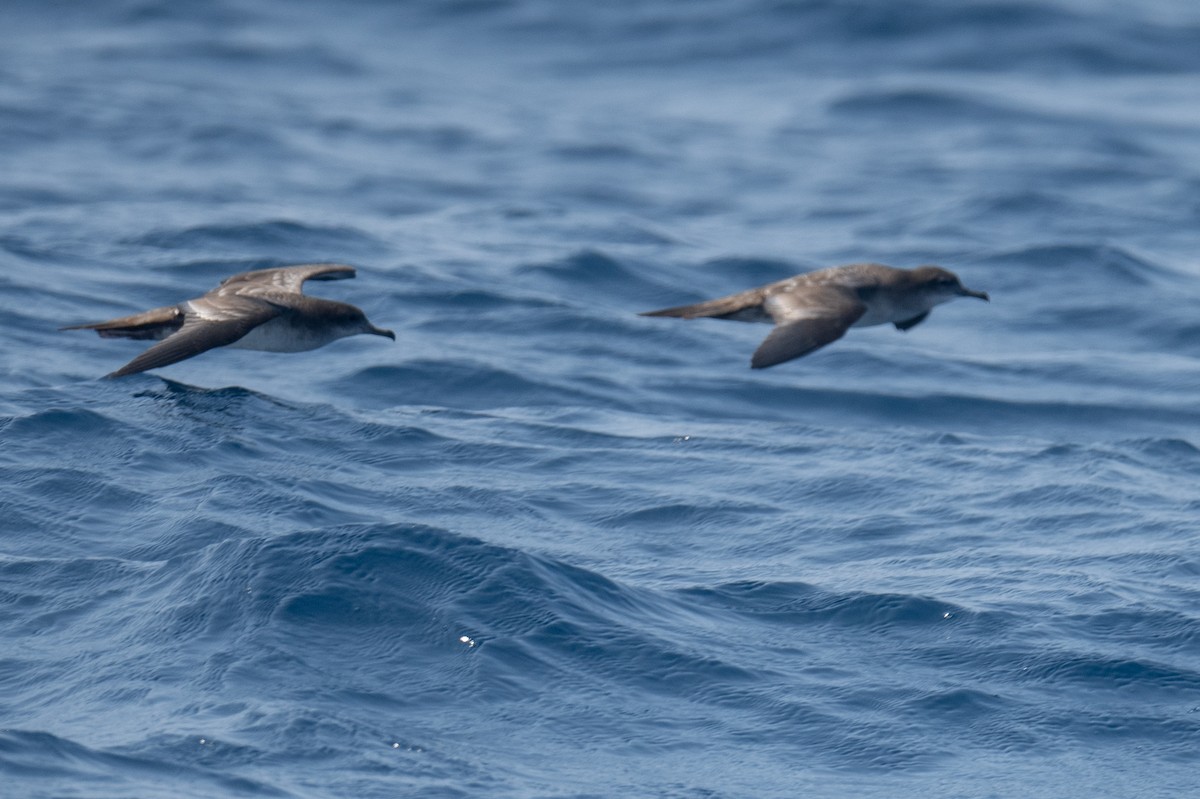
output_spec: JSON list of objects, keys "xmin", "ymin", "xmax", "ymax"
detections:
[
  {"xmin": 330, "ymin": 304, "xmax": 395, "ymax": 341},
  {"xmin": 911, "ymin": 265, "xmax": 989, "ymax": 303}
]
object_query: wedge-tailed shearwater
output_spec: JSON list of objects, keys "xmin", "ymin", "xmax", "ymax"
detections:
[
  {"xmin": 62, "ymin": 263, "xmax": 395, "ymax": 378},
  {"xmin": 640, "ymin": 262, "xmax": 988, "ymax": 368}
]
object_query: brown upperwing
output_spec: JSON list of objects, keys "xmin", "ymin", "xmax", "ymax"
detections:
[{"xmin": 750, "ymin": 287, "xmax": 866, "ymax": 369}]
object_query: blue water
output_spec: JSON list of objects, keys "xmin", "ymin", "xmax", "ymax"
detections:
[{"xmin": 3, "ymin": 0, "xmax": 1200, "ymax": 796}]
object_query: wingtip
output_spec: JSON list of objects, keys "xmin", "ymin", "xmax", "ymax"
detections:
[
  {"xmin": 749, "ymin": 349, "xmax": 773, "ymax": 369},
  {"xmin": 306, "ymin": 263, "xmax": 358, "ymax": 281},
  {"xmin": 105, "ymin": 359, "xmax": 153, "ymax": 378}
]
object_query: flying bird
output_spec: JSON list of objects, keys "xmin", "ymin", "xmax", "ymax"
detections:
[
  {"xmin": 62, "ymin": 263, "xmax": 395, "ymax": 378},
  {"xmin": 640, "ymin": 262, "xmax": 988, "ymax": 368}
]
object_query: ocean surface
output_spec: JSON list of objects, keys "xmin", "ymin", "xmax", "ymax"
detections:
[{"xmin": 3, "ymin": 1, "xmax": 1200, "ymax": 796}]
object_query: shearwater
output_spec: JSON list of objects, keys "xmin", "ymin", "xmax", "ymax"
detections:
[
  {"xmin": 61, "ymin": 263, "xmax": 395, "ymax": 378},
  {"xmin": 640, "ymin": 263, "xmax": 988, "ymax": 368}
]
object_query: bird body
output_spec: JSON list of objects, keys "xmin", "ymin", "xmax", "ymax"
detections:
[
  {"xmin": 641, "ymin": 263, "xmax": 988, "ymax": 368},
  {"xmin": 224, "ymin": 308, "xmax": 366, "ymax": 352},
  {"xmin": 62, "ymin": 264, "xmax": 394, "ymax": 377}
]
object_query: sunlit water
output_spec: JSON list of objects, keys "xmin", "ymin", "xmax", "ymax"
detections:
[{"xmin": 3, "ymin": 1, "xmax": 1200, "ymax": 796}]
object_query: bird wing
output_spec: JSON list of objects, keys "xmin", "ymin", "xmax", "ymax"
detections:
[
  {"xmin": 106, "ymin": 296, "xmax": 281, "ymax": 378},
  {"xmin": 215, "ymin": 263, "xmax": 357, "ymax": 297},
  {"xmin": 893, "ymin": 310, "xmax": 929, "ymax": 331},
  {"xmin": 750, "ymin": 287, "xmax": 866, "ymax": 369}
]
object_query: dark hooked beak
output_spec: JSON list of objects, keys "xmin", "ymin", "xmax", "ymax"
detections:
[
  {"xmin": 370, "ymin": 326, "xmax": 396, "ymax": 340},
  {"xmin": 960, "ymin": 287, "xmax": 989, "ymax": 301}
]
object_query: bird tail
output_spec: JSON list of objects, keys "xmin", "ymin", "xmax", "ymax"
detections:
[
  {"xmin": 639, "ymin": 289, "xmax": 761, "ymax": 320},
  {"xmin": 60, "ymin": 305, "xmax": 184, "ymax": 340}
]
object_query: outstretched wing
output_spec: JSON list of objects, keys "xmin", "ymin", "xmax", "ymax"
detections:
[
  {"xmin": 216, "ymin": 264, "xmax": 357, "ymax": 297},
  {"xmin": 106, "ymin": 297, "xmax": 281, "ymax": 378},
  {"xmin": 750, "ymin": 287, "xmax": 865, "ymax": 369}
]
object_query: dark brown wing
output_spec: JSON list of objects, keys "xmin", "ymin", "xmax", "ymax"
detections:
[
  {"xmin": 750, "ymin": 287, "xmax": 865, "ymax": 368},
  {"xmin": 893, "ymin": 311, "xmax": 929, "ymax": 331},
  {"xmin": 106, "ymin": 298, "xmax": 280, "ymax": 378},
  {"xmin": 60, "ymin": 305, "xmax": 185, "ymax": 341},
  {"xmin": 216, "ymin": 264, "xmax": 357, "ymax": 296}
]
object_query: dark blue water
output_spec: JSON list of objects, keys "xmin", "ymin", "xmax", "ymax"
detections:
[{"xmin": 4, "ymin": 1, "xmax": 1200, "ymax": 796}]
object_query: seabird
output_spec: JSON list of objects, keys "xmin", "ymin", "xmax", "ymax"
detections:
[
  {"xmin": 61, "ymin": 263, "xmax": 395, "ymax": 378},
  {"xmin": 640, "ymin": 262, "xmax": 988, "ymax": 368}
]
